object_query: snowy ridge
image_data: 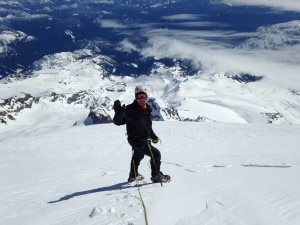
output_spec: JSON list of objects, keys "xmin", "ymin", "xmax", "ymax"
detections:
[
  {"xmin": 1, "ymin": 45, "xmax": 300, "ymax": 127},
  {"xmin": 238, "ymin": 20, "xmax": 300, "ymax": 50}
]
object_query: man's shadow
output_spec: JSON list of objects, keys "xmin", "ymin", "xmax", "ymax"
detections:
[{"xmin": 48, "ymin": 181, "xmax": 150, "ymax": 204}]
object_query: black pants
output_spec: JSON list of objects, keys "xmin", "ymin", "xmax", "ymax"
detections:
[{"xmin": 130, "ymin": 143, "xmax": 161, "ymax": 178}]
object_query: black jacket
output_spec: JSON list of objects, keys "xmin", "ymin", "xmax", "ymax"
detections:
[{"xmin": 113, "ymin": 100, "xmax": 158, "ymax": 147}]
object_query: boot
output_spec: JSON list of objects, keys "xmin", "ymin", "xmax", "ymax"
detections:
[
  {"xmin": 128, "ymin": 173, "xmax": 144, "ymax": 182},
  {"xmin": 151, "ymin": 171, "xmax": 171, "ymax": 183}
]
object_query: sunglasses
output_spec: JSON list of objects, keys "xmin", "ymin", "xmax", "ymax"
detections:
[{"xmin": 136, "ymin": 94, "xmax": 147, "ymax": 100}]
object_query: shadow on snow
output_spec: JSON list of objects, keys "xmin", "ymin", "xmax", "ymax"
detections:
[{"xmin": 48, "ymin": 181, "xmax": 151, "ymax": 204}]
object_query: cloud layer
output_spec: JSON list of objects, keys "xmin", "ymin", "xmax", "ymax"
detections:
[
  {"xmin": 132, "ymin": 19, "xmax": 300, "ymax": 89},
  {"xmin": 222, "ymin": 0, "xmax": 300, "ymax": 12}
]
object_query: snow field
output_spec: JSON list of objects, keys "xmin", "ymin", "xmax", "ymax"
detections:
[{"xmin": 1, "ymin": 122, "xmax": 300, "ymax": 225}]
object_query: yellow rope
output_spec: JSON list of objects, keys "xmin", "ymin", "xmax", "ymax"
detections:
[
  {"xmin": 131, "ymin": 140, "xmax": 163, "ymax": 224},
  {"xmin": 147, "ymin": 141, "xmax": 163, "ymax": 187},
  {"xmin": 132, "ymin": 156, "xmax": 149, "ymax": 225}
]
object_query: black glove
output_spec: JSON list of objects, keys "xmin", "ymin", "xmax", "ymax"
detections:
[
  {"xmin": 151, "ymin": 137, "xmax": 160, "ymax": 144},
  {"xmin": 113, "ymin": 100, "xmax": 125, "ymax": 113}
]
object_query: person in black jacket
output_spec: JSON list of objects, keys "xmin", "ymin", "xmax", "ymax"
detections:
[{"xmin": 113, "ymin": 85, "xmax": 170, "ymax": 183}]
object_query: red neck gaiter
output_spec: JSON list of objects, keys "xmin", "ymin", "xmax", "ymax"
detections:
[{"xmin": 138, "ymin": 103, "xmax": 147, "ymax": 111}]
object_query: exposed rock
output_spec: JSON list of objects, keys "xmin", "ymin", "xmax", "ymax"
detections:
[
  {"xmin": 105, "ymin": 82, "xmax": 126, "ymax": 92},
  {"xmin": 226, "ymin": 72, "xmax": 263, "ymax": 83},
  {"xmin": 290, "ymin": 89, "xmax": 300, "ymax": 96},
  {"xmin": 162, "ymin": 106, "xmax": 181, "ymax": 121},
  {"xmin": 183, "ymin": 116, "xmax": 214, "ymax": 122},
  {"xmin": 48, "ymin": 92, "xmax": 64, "ymax": 102},
  {"xmin": 0, "ymin": 93, "xmax": 39, "ymax": 124},
  {"xmin": 85, "ymin": 108, "xmax": 112, "ymax": 125},
  {"xmin": 261, "ymin": 112, "xmax": 284, "ymax": 124}
]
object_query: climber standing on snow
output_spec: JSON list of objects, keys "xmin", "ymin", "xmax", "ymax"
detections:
[{"xmin": 113, "ymin": 85, "xmax": 170, "ymax": 183}]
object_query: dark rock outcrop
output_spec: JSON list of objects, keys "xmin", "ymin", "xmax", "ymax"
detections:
[
  {"xmin": 85, "ymin": 108, "xmax": 112, "ymax": 125},
  {"xmin": 0, "ymin": 93, "xmax": 39, "ymax": 124}
]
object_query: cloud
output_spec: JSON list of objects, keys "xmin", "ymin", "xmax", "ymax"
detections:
[
  {"xmin": 0, "ymin": 1, "xmax": 21, "ymax": 6},
  {"xmin": 139, "ymin": 21, "xmax": 300, "ymax": 89},
  {"xmin": 222, "ymin": 0, "xmax": 300, "ymax": 12},
  {"xmin": 95, "ymin": 19, "xmax": 127, "ymax": 29},
  {"xmin": 0, "ymin": 11, "xmax": 50, "ymax": 22},
  {"xmin": 173, "ymin": 21, "xmax": 228, "ymax": 28},
  {"xmin": 142, "ymin": 28, "xmax": 254, "ymax": 48},
  {"xmin": 163, "ymin": 14, "xmax": 204, "ymax": 21},
  {"xmin": 116, "ymin": 39, "xmax": 139, "ymax": 53},
  {"xmin": 84, "ymin": 0, "xmax": 114, "ymax": 3},
  {"xmin": 0, "ymin": 30, "xmax": 35, "ymax": 54}
]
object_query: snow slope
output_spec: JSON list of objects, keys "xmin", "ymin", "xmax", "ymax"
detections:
[{"xmin": 1, "ymin": 121, "xmax": 300, "ymax": 225}]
